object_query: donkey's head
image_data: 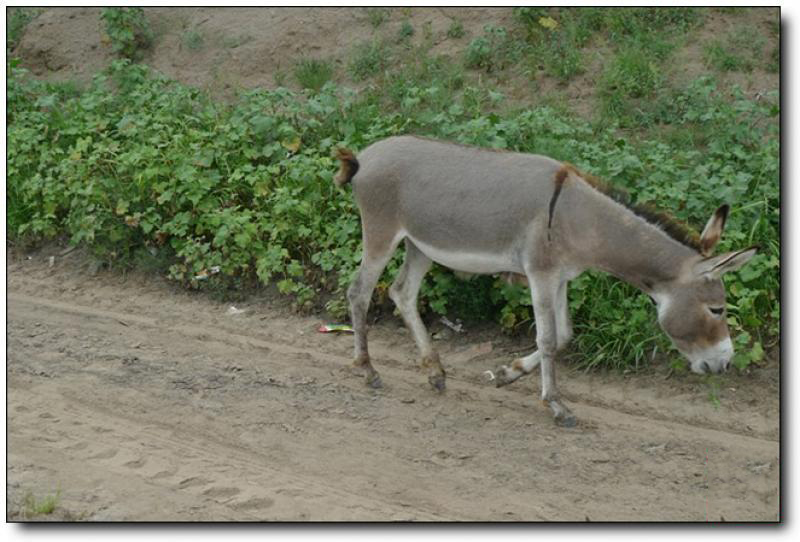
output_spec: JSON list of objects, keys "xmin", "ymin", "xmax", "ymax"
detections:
[{"xmin": 653, "ymin": 205, "xmax": 758, "ymax": 374}]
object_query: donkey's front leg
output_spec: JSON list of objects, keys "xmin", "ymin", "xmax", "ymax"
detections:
[
  {"xmin": 490, "ymin": 278, "xmax": 571, "ymax": 388},
  {"xmin": 530, "ymin": 273, "xmax": 575, "ymax": 427}
]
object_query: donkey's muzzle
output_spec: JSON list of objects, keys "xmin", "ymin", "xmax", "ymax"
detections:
[{"xmin": 687, "ymin": 337, "xmax": 734, "ymax": 375}]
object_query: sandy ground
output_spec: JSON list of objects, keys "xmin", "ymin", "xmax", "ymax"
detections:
[{"xmin": 6, "ymin": 249, "xmax": 779, "ymax": 521}]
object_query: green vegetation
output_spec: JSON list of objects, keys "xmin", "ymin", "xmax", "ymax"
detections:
[
  {"xmin": 101, "ymin": 7, "xmax": 153, "ymax": 60},
  {"xmin": 293, "ymin": 58, "xmax": 334, "ymax": 93},
  {"xmin": 7, "ymin": 42, "xmax": 778, "ymax": 372},
  {"xmin": 397, "ymin": 21, "xmax": 415, "ymax": 43},
  {"xmin": 464, "ymin": 25, "xmax": 523, "ymax": 73},
  {"xmin": 512, "ymin": 7, "xmax": 700, "ymax": 86},
  {"xmin": 365, "ymin": 8, "xmax": 389, "ymax": 28},
  {"xmin": 182, "ymin": 29, "xmax": 204, "ymax": 51},
  {"xmin": 349, "ymin": 41, "xmax": 390, "ymax": 81},
  {"xmin": 447, "ymin": 20, "xmax": 465, "ymax": 39},
  {"xmin": 705, "ymin": 25, "xmax": 766, "ymax": 72},
  {"xmin": 7, "ymin": 8, "xmax": 42, "ymax": 51},
  {"xmin": 600, "ymin": 46, "xmax": 663, "ymax": 118},
  {"xmin": 5, "ymin": 8, "xmax": 778, "ymax": 373},
  {"xmin": 22, "ymin": 490, "xmax": 60, "ymax": 518}
]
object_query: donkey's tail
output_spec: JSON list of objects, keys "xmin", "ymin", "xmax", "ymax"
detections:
[{"xmin": 333, "ymin": 148, "xmax": 359, "ymax": 187}]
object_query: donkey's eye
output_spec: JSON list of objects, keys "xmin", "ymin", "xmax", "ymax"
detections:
[{"xmin": 708, "ymin": 306, "xmax": 725, "ymax": 316}]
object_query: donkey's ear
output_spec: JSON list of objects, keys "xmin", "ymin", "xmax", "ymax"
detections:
[
  {"xmin": 699, "ymin": 204, "xmax": 730, "ymax": 256},
  {"xmin": 694, "ymin": 246, "xmax": 758, "ymax": 278}
]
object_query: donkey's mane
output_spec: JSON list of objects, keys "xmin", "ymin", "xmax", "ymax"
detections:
[{"xmin": 563, "ymin": 163, "xmax": 703, "ymax": 252}]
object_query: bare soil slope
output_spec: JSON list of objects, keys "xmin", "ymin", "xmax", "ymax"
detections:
[
  {"xmin": 7, "ymin": 250, "xmax": 779, "ymax": 521},
  {"xmin": 15, "ymin": 8, "xmax": 513, "ymax": 97},
  {"xmin": 13, "ymin": 7, "xmax": 778, "ymax": 111}
]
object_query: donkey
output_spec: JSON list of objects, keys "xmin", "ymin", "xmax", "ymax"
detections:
[{"xmin": 334, "ymin": 135, "xmax": 757, "ymax": 426}]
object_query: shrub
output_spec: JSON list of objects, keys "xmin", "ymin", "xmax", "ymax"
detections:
[
  {"xmin": 464, "ymin": 25, "xmax": 522, "ymax": 73},
  {"xmin": 101, "ymin": 7, "xmax": 153, "ymax": 60},
  {"xmin": 446, "ymin": 20, "xmax": 465, "ymax": 39}
]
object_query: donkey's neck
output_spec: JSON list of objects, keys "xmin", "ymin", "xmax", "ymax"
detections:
[{"xmin": 560, "ymin": 182, "xmax": 697, "ymax": 292}]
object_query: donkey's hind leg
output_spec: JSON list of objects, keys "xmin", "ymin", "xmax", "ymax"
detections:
[
  {"xmin": 491, "ymin": 279, "xmax": 570, "ymax": 388},
  {"xmin": 388, "ymin": 239, "xmax": 445, "ymax": 391},
  {"xmin": 348, "ymin": 231, "xmax": 402, "ymax": 389}
]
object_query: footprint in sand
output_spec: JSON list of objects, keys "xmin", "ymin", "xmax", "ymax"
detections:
[
  {"xmin": 123, "ymin": 458, "xmax": 147, "ymax": 469},
  {"xmin": 88, "ymin": 448, "xmax": 119, "ymax": 460},
  {"xmin": 178, "ymin": 476, "xmax": 213, "ymax": 490},
  {"xmin": 203, "ymin": 487, "xmax": 241, "ymax": 500},
  {"xmin": 63, "ymin": 441, "xmax": 89, "ymax": 451},
  {"xmin": 230, "ymin": 497, "xmax": 275, "ymax": 511},
  {"xmin": 150, "ymin": 470, "xmax": 177, "ymax": 480}
]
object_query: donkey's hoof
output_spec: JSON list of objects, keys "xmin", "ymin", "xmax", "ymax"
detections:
[
  {"xmin": 365, "ymin": 372, "xmax": 383, "ymax": 389},
  {"xmin": 554, "ymin": 412, "xmax": 577, "ymax": 428},
  {"xmin": 493, "ymin": 366, "xmax": 516, "ymax": 388},
  {"xmin": 428, "ymin": 373, "xmax": 446, "ymax": 392}
]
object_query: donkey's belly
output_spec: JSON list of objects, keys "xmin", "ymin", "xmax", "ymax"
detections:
[{"xmin": 407, "ymin": 234, "xmax": 520, "ymax": 275}]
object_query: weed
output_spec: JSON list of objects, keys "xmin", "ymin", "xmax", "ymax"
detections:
[
  {"xmin": 365, "ymin": 8, "xmax": 389, "ymax": 28},
  {"xmin": 7, "ymin": 8, "xmax": 41, "ymax": 51},
  {"xmin": 603, "ymin": 7, "xmax": 701, "ymax": 43},
  {"xmin": 447, "ymin": 20, "xmax": 465, "ymax": 39},
  {"xmin": 464, "ymin": 25, "xmax": 523, "ymax": 73},
  {"xmin": 273, "ymin": 67, "xmax": 287, "ymax": 87},
  {"xmin": 707, "ymin": 377, "xmax": 722, "ymax": 408},
  {"xmin": 349, "ymin": 41, "xmax": 390, "ymax": 81},
  {"xmin": 182, "ymin": 29, "xmax": 204, "ymax": 51},
  {"xmin": 465, "ymin": 36, "xmax": 491, "ymax": 71},
  {"xmin": 512, "ymin": 7, "xmax": 550, "ymax": 35},
  {"xmin": 705, "ymin": 26, "xmax": 766, "ymax": 72},
  {"xmin": 421, "ymin": 21, "xmax": 434, "ymax": 44},
  {"xmin": 538, "ymin": 23, "xmax": 584, "ymax": 81},
  {"xmin": 514, "ymin": 10, "xmax": 588, "ymax": 83},
  {"xmin": 101, "ymin": 7, "xmax": 153, "ymax": 60},
  {"xmin": 397, "ymin": 21, "xmax": 414, "ymax": 43},
  {"xmin": 600, "ymin": 46, "xmax": 663, "ymax": 121},
  {"xmin": 294, "ymin": 58, "xmax": 334, "ymax": 93},
  {"xmin": 768, "ymin": 45, "xmax": 780, "ymax": 73},
  {"xmin": 23, "ymin": 490, "xmax": 60, "ymax": 518}
]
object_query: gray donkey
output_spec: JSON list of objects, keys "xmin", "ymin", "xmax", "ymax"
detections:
[{"xmin": 334, "ymin": 135, "xmax": 757, "ymax": 426}]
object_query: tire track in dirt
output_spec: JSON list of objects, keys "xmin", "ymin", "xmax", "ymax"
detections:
[
  {"xmin": 9, "ymin": 292, "xmax": 778, "ymax": 444},
  {"xmin": 7, "ymin": 263, "xmax": 780, "ymax": 521}
]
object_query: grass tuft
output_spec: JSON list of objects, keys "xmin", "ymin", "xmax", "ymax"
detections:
[{"xmin": 294, "ymin": 58, "xmax": 334, "ymax": 92}]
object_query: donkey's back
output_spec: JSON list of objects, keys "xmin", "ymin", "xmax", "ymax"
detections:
[{"xmin": 349, "ymin": 135, "xmax": 563, "ymax": 263}]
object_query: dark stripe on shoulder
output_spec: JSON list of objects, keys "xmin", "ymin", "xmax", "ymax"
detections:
[{"xmin": 548, "ymin": 165, "xmax": 569, "ymax": 233}]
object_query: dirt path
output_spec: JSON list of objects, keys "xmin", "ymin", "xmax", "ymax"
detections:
[{"xmin": 6, "ymin": 251, "xmax": 779, "ymax": 521}]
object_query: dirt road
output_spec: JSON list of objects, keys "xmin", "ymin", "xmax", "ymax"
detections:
[{"xmin": 6, "ymin": 250, "xmax": 779, "ymax": 521}]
